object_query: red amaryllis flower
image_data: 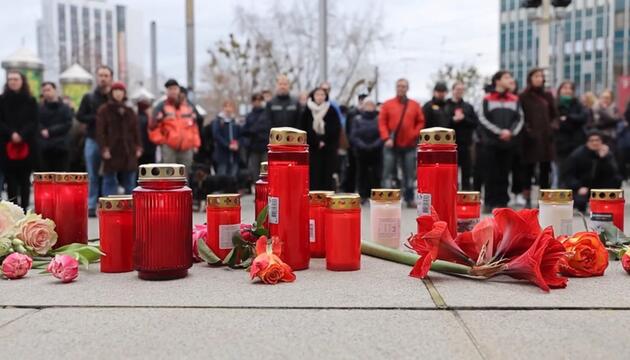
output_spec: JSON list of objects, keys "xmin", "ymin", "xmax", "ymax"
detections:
[
  {"xmin": 415, "ymin": 215, "xmax": 472, "ymax": 265},
  {"xmin": 558, "ymin": 232, "xmax": 608, "ymax": 277},
  {"xmin": 621, "ymin": 250, "xmax": 630, "ymax": 274},
  {"xmin": 408, "ymin": 221, "xmax": 446, "ymax": 278},
  {"xmin": 501, "ymin": 227, "xmax": 568, "ymax": 292},
  {"xmin": 491, "ymin": 208, "xmax": 542, "ymax": 260}
]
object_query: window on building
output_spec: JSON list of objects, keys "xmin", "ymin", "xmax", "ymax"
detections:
[
  {"xmin": 501, "ymin": 0, "xmax": 507, "ymax": 12},
  {"xmin": 82, "ymin": 7, "xmax": 90, "ymax": 72},
  {"xmin": 501, "ymin": 24, "xmax": 507, "ymax": 51},
  {"xmin": 564, "ymin": 19, "xmax": 572, "ymax": 42},
  {"xmin": 518, "ymin": 21, "xmax": 524, "ymax": 50},
  {"xmin": 509, "ymin": 23, "xmax": 515, "ymax": 51},
  {"xmin": 596, "ymin": 6, "xmax": 605, "ymax": 38},
  {"xmin": 527, "ymin": 28, "xmax": 533, "ymax": 48},
  {"xmin": 575, "ymin": 17, "xmax": 582, "ymax": 41},
  {"xmin": 585, "ymin": 73, "xmax": 592, "ymax": 92}
]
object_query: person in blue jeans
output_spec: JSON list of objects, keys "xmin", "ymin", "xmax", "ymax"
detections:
[
  {"xmin": 77, "ymin": 65, "xmax": 113, "ymax": 217},
  {"xmin": 212, "ymin": 100, "xmax": 241, "ymax": 177}
]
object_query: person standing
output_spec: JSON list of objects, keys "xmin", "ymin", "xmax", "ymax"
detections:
[
  {"xmin": 302, "ymin": 87, "xmax": 341, "ymax": 190},
  {"xmin": 212, "ymin": 100, "xmax": 241, "ymax": 178},
  {"xmin": 95, "ymin": 82, "xmax": 142, "ymax": 196},
  {"xmin": 241, "ymin": 93, "xmax": 267, "ymax": 180},
  {"xmin": 150, "ymin": 79, "xmax": 201, "ymax": 169},
  {"xmin": 378, "ymin": 78, "xmax": 425, "ymax": 208},
  {"xmin": 350, "ymin": 99, "xmax": 382, "ymax": 200},
  {"xmin": 0, "ymin": 71, "xmax": 38, "ymax": 210},
  {"xmin": 261, "ymin": 74, "xmax": 300, "ymax": 129},
  {"xmin": 445, "ymin": 81, "xmax": 478, "ymax": 190},
  {"xmin": 423, "ymin": 82, "xmax": 450, "ymax": 128},
  {"xmin": 478, "ymin": 71, "xmax": 524, "ymax": 211},
  {"xmin": 38, "ymin": 82, "xmax": 73, "ymax": 172},
  {"xmin": 136, "ymin": 98, "xmax": 156, "ymax": 166},
  {"xmin": 77, "ymin": 65, "xmax": 113, "ymax": 217},
  {"xmin": 590, "ymin": 89, "xmax": 620, "ymax": 145},
  {"xmin": 554, "ymin": 81, "xmax": 588, "ymax": 187},
  {"xmin": 519, "ymin": 68, "xmax": 556, "ymax": 205}
]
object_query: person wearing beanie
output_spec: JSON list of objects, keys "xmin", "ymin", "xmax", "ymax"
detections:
[{"xmin": 423, "ymin": 81, "xmax": 451, "ymax": 129}]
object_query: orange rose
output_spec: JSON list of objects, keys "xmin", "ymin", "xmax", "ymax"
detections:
[
  {"xmin": 559, "ymin": 232, "xmax": 608, "ymax": 277},
  {"xmin": 249, "ymin": 236, "xmax": 295, "ymax": 285}
]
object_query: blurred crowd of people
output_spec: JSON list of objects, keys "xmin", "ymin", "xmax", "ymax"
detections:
[{"xmin": 1, "ymin": 65, "xmax": 630, "ymax": 215}]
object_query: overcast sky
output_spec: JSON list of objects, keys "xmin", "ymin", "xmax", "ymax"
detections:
[{"xmin": 0, "ymin": 0, "xmax": 499, "ymax": 101}]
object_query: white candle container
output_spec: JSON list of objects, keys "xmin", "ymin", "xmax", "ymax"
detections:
[
  {"xmin": 538, "ymin": 189, "xmax": 574, "ymax": 236},
  {"xmin": 370, "ymin": 189, "xmax": 402, "ymax": 249}
]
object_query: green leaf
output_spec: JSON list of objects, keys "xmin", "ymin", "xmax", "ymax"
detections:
[
  {"xmin": 599, "ymin": 223, "xmax": 630, "ymax": 247},
  {"xmin": 75, "ymin": 253, "xmax": 90, "ymax": 269},
  {"xmin": 222, "ymin": 248, "xmax": 237, "ymax": 267},
  {"xmin": 51, "ymin": 243, "xmax": 85, "ymax": 254},
  {"xmin": 253, "ymin": 228, "xmax": 269, "ymax": 237},
  {"xmin": 255, "ymin": 206, "xmax": 268, "ymax": 228},
  {"xmin": 198, "ymin": 238, "xmax": 222, "ymax": 265},
  {"xmin": 31, "ymin": 260, "xmax": 51, "ymax": 270}
]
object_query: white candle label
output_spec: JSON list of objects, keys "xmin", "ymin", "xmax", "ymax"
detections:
[
  {"xmin": 457, "ymin": 218, "xmax": 480, "ymax": 233},
  {"xmin": 219, "ymin": 224, "xmax": 240, "ymax": 250},
  {"xmin": 417, "ymin": 193, "xmax": 432, "ymax": 216},
  {"xmin": 376, "ymin": 218, "xmax": 400, "ymax": 241},
  {"xmin": 268, "ymin": 196, "xmax": 279, "ymax": 224},
  {"xmin": 309, "ymin": 219, "xmax": 316, "ymax": 243},
  {"xmin": 590, "ymin": 212, "xmax": 613, "ymax": 233},
  {"xmin": 559, "ymin": 219, "xmax": 573, "ymax": 236}
]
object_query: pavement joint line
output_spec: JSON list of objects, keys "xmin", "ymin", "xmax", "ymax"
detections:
[
  {"xmin": 0, "ymin": 308, "xmax": 40, "ymax": 330},
  {"xmin": 452, "ymin": 309, "xmax": 487, "ymax": 360},
  {"xmin": 422, "ymin": 277, "xmax": 448, "ymax": 309}
]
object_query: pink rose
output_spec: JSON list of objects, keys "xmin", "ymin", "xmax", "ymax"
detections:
[
  {"xmin": 17, "ymin": 214, "xmax": 58, "ymax": 255},
  {"xmin": 240, "ymin": 223, "xmax": 256, "ymax": 243},
  {"xmin": 192, "ymin": 224, "xmax": 207, "ymax": 262},
  {"xmin": 2, "ymin": 253, "xmax": 32, "ymax": 279},
  {"xmin": 47, "ymin": 255, "xmax": 79, "ymax": 283}
]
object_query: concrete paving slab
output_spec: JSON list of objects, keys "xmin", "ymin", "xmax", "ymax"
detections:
[
  {"xmin": 0, "ymin": 308, "xmax": 35, "ymax": 327},
  {"xmin": 0, "ymin": 256, "xmax": 434, "ymax": 308},
  {"xmin": 458, "ymin": 310, "xmax": 630, "ymax": 360},
  {"xmin": 0, "ymin": 308, "xmax": 479, "ymax": 360}
]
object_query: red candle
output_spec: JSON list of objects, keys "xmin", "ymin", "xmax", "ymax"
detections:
[
  {"xmin": 590, "ymin": 189, "xmax": 625, "ymax": 232},
  {"xmin": 309, "ymin": 191, "xmax": 334, "ymax": 258},
  {"xmin": 206, "ymin": 194, "xmax": 241, "ymax": 260},
  {"xmin": 33, "ymin": 172, "xmax": 55, "ymax": 220},
  {"xmin": 268, "ymin": 127, "xmax": 310, "ymax": 270},
  {"xmin": 417, "ymin": 127, "xmax": 458, "ymax": 236},
  {"xmin": 53, "ymin": 173, "xmax": 88, "ymax": 248},
  {"xmin": 98, "ymin": 196, "xmax": 134, "ymax": 272},
  {"xmin": 456, "ymin": 191, "xmax": 481, "ymax": 233},
  {"xmin": 255, "ymin": 161, "xmax": 269, "ymax": 228},
  {"xmin": 134, "ymin": 164, "xmax": 192, "ymax": 280},
  {"xmin": 325, "ymin": 194, "xmax": 361, "ymax": 271}
]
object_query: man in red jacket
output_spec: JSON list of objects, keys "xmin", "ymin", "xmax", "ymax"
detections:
[{"xmin": 378, "ymin": 78, "xmax": 425, "ymax": 208}]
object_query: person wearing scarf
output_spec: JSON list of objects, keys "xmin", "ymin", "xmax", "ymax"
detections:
[{"xmin": 301, "ymin": 87, "xmax": 341, "ymax": 190}]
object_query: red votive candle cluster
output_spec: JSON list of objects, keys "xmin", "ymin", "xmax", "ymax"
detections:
[
  {"xmin": 206, "ymin": 194, "xmax": 241, "ymax": 261},
  {"xmin": 33, "ymin": 172, "xmax": 56, "ymax": 220},
  {"xmin": 309, "ymin": 191, "xmax": 334, "ymax": 258},
  {"xmin": 590, "ymin": 189, "xmax": 625, "ymax": 232},
  {"xmin": 53, "ymin": 173, "xmax": 88, "ymax": 248},
  {"xmin": 456, "ymin": 191, "xmax": 481, "ymax": 233},
  {"xmin": 325, "ymin": 194, "xmax": 361, "ymax": 271},
  {"xmin": 255, "ymin": 161, "xmax": 269, "ymax": 228},
  {"xmin": 98, "ymin": 196, "xmax": 134, "ymax": 273}
]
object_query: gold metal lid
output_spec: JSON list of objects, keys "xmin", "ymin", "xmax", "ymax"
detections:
[
  {"xmin": 98, "ymin": 196, "xmax": 133, "ymax": 212},
  {"xmin": 207, "ymin": 194, "xmax": 241, "ymax": 208},
  {"xmin": 309, "ymin": 191, "xmax": 335, "ymax": 205},
  {"xmin": 419, "ymin": 127, "xmax": 456, "ymax": 145},
  {"xmin": 539, "ymin": 189, "xmax": 573, "ymax": 203},
  {"xmin": 269, "ymin": 127, "xmax": 307, "ymax": 145},
  {"xmin": 327, "ymin": 193, "xmax": 361, "ymax": 210},
  {"xmin": 53, "ymin": 172, "xmax": 88, "ymax": 183},
  {"xmin": 260, "ymin": 162, "xmax": 268, "ymax": 176},
  {"xmin": 370, "ymin": 188, "xmax": 401, "ymax": 201},
  {"xmin": 457, "ymin": 191, "xmax": 481, "ymax": 203},
  {"xmin": 590, "ymin": 189, "xmax": 624, "ymax": 201},
  {"xmin": 33, "ymin": 172, "xmax": 55, "ymax": 182},
  {"xmin": 138, "ymin": 163, "xmax": 186, "ymax": 182}
]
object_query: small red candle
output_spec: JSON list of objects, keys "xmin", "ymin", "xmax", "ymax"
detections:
[
  {"xmin": 134, "ymin": 164, "xmax": 192, "ymax": 280},
  {"xmin": 417, "ymin": 127, "xmax": 458, "ymax": 236},
  {"xmin": 590, "ymin": 189, "xmax": 625, "ymax": 232},
  {"xmin": 255, "ymin": 161, "xmax": 269, "ymax": 228},
  {"xmin": 325, "ymin": 194, "xmax": 361, "ymax": 271},
  {"xmin": 268, "ymin": 127, "xmax": 310, "ymax": 270},
  {"xmin": 33, "ymin": 172, "xmax": 55, "ymax": 220},
  {"xmin": 456, "ymin": 191, "xmax": 481, "ymax": 233},
  {"xmin": 309, "ymin": 191, "xmax": 334, "ymax": 258},
  {"xmin": 98, "ymin": 196, "xmax": 134, "ymax": 272},
  {"xmin": 206, "ymin": 194, "xmax": 241, "ymax": 260},
  {"xmin": 53, "ymin": 173, "xmax": 88, "ymax": 248}
]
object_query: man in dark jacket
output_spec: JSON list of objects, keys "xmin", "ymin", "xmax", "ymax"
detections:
[
  {"xmin": 261, "ymin": 74, "xmax": 300, "ymax": 129},
  {"xmin": 212, "ymin": 100, "xmax": 241, "ymax": 177},
  {"xmin": 242, "ymin": 93, "xmax": 267, "ymax": 179},
  {"xmin": 478, "ymin": 70, "xmax": 524, "ymax": 210},
  {"xmin": 350, "ymin": 99, "xmax": 382, "ymax": 200},
  {"xmin": 38, "ymin": 82, "xmax": 73, "ymax": 171},
  {"xmin": 76, "ymin": 65, "xmax": 112, "ymax": 217},
  {"xmin": 423, "ymin": 82, "xmax": 450, "ymax": 129},
  {"xmin": 445, "ymin": 81, "xmax": 478, "ymax": 190}
]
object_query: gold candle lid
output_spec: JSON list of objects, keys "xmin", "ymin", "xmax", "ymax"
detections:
[
  {"xmin": 370, "ymin": 188, "xmax": 401, "ymax": 201},
  {"xmin": 327, "ymin": 193, "xmax": 361, "ymax": 210},
  {"xmin": 260, "ymin": 162, "xmax": 268, "ymax": 176},
  {"xmin": 269, "ymin": 127, "xmax": 307, "ymax": 145},
  {"xmin": 539, "ymin": 189, "xmax": 573, "ymax": 203},
  {"xmin": 309, "ymin": 191, "xmax": 335, "ymax": 205},
  {"xmin": 33, "ymin": 172, "xmax": 55, "ymax": 182},
  {"xmin": 457, "ymin": 191, "xmax": 480, "ymax": 203},
  {"xmin": 207, "ymin": 194, "xmax": 241, "ymax": 208},
  {"xmin": 138, "ymin": 163, "xmax": 186, "ymax": 182},
  {"xmin": 419, "ymin": 127, "xmax": 456, "ymax": 145},
  {"xmin": 98, "ymin": 196, "xmax": 133, "ymax": 211},
  {"xmin": 590, "ymin": 189, "xmax": 624, "ymax": 200},
  {"xmin": 53, "ymin": 172, "xmax": 88, "ymax": 183}
]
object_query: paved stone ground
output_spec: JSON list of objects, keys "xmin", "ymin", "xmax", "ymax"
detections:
[{"xmin": 1, "ymin": 195, "xmax": 630, "ymax": 359}]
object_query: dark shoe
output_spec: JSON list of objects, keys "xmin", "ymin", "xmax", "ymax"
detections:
[{"xmin": 88, "ymin": 209, "xmax": 97, "ymax": 218}]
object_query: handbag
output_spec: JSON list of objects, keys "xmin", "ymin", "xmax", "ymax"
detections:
[{"xmin": 6, "ymin": 142, "xmax": 29, "ymax": 161}]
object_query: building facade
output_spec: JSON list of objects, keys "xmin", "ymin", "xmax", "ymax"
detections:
[{"xmin": 499, "ymin": 0, "xmax": 630, "ymax": 95}]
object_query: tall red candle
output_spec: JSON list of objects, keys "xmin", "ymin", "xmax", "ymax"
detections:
[
  {"xmin": 590, "ymin": 189, "xmax": 625, "ymax": 232},
  {"xmin": 268, "ymin": 127, "xmax": 310, "ymax": 270},
  {"xmin": 255, "ymin": 161, "xmax": 269, "ymax": 228},
  {"xmin": 417, "ymin": 127, "xmax": 458, "ymax": 236},
  {"xmin": 53, "ymin": 173, "xmax": 88, "ymax": 248},
  {"xmin": 98, "ymin": 196, "xmax": 134, "ymax": 273},
  {"xmin": 206, "ymin": 194, "xmax": 241, "ymax": 261},
  {"xmin": 325, "ymin": 194, "xmax": 361, "ymax": 271},
  {"xmin": 133, "ymin": 164, "xmax": 192, "ymax": 280},
  {"xmin": 309, "ymin": 191, "xmax": 334, "ymax": 258},
  {"xmin": 456, "ymin": 191, "xmax": 481, "ymax": 233},
  {"xmin": 33, "ymin": 172, "xmax": 55, "ymax": 220}
]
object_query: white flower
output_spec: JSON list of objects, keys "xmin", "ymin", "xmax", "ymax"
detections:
[{"xmin": 0, "ymin": 201, "xmax": 25, "ymax": 239}]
